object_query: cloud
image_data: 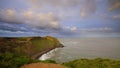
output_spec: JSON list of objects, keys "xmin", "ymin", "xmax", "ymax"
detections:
[
  {"xmin": 0, "ymin": 8, "xmax": 78, "ymax": 36},
  {"xmin": 28, "ymin": 0, "xmax": 81, "ymax": 8},
  {"xmin": 66, "ymin": 26, "xmax": 77, "ymax": 32},
  {"xmin": 112, "ymin": 15, "xmax": 120, "ymax": 19},
  {"xmin": 5, "ymin": 9, "xmax": 15, "ymax": 16},
  {"xmin": 98, "ymin": 14, "xmax": 120, "ymax": 20},
  {"xmin": 22, "ymin": 10, "xmax": 34, "ymax": 20},
  {"xmin": 56, "ymin": 26, "xmax": 78, "ymax": 36},
  {"xmin": 24, "ymin": 11, "xmax": 60, "ymax": 30},
  {"xmin": 80, "ymin": 0, "xmax": 96, "ymax": 17},
  {"xmin": 78, "ymin": 27, "xmax": 113, "ymax": 34},
  {"xmin": 0, "ymin": 22, "xmax": 28, "ymax": 32},
  {"xmin": 0, "ymin": 9, "xmax": 61, "ymax": 30},
  {"xmin": 28, "ymin": 0, "xmax": 97, "ymax": 18},
  {"xmin": 108, "ymin": 0, "xmax": 120, "ymax": 11},
  {"xmin": 0, "ymin": 29, "xmax": 37, "ymax": 37},
  {"xmin": 80, "ymin": 11, "xmax": 86, "ymax": 17},
  {"xmin": 109, "ymin": 2, "xmax": 120, "ymax": 11},
  {"xmin": 0, "ymin": 9, "xmax": 23, "ymax": 23}
]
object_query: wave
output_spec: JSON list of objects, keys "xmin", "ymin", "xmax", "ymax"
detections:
[{"xmin": 39, "ymin": 48, "xmax": 60, "ymax": 60}]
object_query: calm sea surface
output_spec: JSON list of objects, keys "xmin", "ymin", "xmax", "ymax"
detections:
[{"xmin": 41, "ymin": 37, "xmax": 120, "ymax": 63}]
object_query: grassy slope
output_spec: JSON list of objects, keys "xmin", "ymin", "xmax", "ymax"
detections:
[{"xmin": 0, "ymin": 36, "xmax": 63, "ymax": 57}]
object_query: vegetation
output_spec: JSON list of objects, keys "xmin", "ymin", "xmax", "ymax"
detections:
[
  {"xmin": 0, "ymin": 36, "xmax": 63, "ymax": 58},
  {"xmin": 0, "ymin": 52, "xmax": 57, "ymax": 68},
  {"xmin": 0, "ymin": 36, "xmax": 62, "ymax": 68},
  {"xmin": 63, "ymin": 58, "xmax": 120, "ymax": 68},
  {"xmin": 0, "ymin": 36, "xmax": 120, "ymax": 68}
]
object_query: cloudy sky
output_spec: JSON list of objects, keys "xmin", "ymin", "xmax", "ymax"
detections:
[{"xmin": 0, "ymin": 0, "xmax": 120, "ymax": 37}]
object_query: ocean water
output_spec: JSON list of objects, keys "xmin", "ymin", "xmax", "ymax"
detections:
[{"xmin": 39, "ymin": 37, "xmax": 120, "ymax": 63}]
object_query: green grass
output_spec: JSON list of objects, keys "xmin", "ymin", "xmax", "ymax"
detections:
[
  {"xmin": 0, "ymin": 36, "xmax": 62, "ymax": 57},
  {"xmin": 0, "ymin": 52, "xmax": 56, "ymax": 68},
  {"xmin": 0, "ymin": 36, "xmax": 63, "ymax": 68},
  {"xmin": 63, "ymin": 58, "xmax": 120, "ymax": 68}
]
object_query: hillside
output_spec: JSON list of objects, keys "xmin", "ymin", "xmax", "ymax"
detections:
[
  {"xmin": 0, "ymin": 36, "xmax": 63, "ymax": 58},
  {"xmin": 0, "ymin": 36, "xmax": 64, "ymax": 68}
]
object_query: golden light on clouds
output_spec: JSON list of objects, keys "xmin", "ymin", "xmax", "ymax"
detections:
[
  {"xmin": 5, "ymin": 9, "xmax": 15, "ymax": 17},
  {"xmin": 22, "ymin": 10, "xmax": 34, "ymax": 19},
  {"xmin": 109, "ymin": 2, "xmax": 120, "ymax": 11},
  {"xmin": 80, "ymin": 11, "xmax": 86, "ymax": 17}
]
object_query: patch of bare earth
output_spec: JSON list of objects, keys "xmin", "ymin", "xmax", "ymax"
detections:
[{"xmin": 21, "ymin": 63, "xmax": 68, "ymax": 68}]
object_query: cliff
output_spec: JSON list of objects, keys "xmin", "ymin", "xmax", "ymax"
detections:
[{"xmin": 0, "ymin": 36, "xmax": 64, "ymax": 59}]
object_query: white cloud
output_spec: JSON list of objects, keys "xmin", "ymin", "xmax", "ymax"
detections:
[
  {"xmin": 22, "ymin": 10, "xmax": 34, "ymax": 20},
  {"xmin": 25, "ymin": 11, "xmax": 60, "ymax": 30},
  {"xmin": 79, "ymin": 27, "xmax": 113, "ymax": 33},
  {"xmin": 70, "ymin": 27, "xmax": 77, "ymax": 31},
  {"xmin": 5, "ymin": 9, "xmax": 15, "ymax": 16},
  {"xmin": 65, "ymin": 26, "xmax": 78, "ymax": 32},
  {"xmin": 112, "ymin": 15, "xmax": 120, "ymax": 19}
]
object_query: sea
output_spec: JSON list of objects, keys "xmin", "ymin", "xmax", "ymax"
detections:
[{"xmin": 39, "ymin": 37, "xmax": 120, "ymax": 63}]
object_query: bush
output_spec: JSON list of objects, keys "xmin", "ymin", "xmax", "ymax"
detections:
[
  {"xmin": 41, "ymin": 60, "xmax": 57, "ymax": 63},
  {"xmin": 63, "ymin": 58, "xmax": 120, "ymax": 68},
  {"xmin": 0, "ymin": 52, "xmax": 35, "ymax": 68}
]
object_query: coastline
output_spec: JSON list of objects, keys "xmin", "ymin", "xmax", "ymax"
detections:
[
  {"xmin": 31, "ymin": 45, "xmax": 64, "ymax": 59},
  {"xmin": 0, "ymin": 36, "xmax": 64, "ymax": 60}
]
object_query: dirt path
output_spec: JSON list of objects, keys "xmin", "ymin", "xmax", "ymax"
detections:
[{"xmin": 21, "ymin": 63, "xmax": 68, "ymax": 68}]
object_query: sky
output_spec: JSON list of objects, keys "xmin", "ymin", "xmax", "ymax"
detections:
[{"xmin": 0, "ymin": 0, "xmax": 120, "ymax": 37}]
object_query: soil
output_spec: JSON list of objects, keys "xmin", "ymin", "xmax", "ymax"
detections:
[{"xmin": 21, "ymin": 62, "xmax": 68, "ymax": 68}]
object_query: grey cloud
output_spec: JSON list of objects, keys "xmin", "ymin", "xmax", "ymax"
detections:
[
  {"xmin": 29, "ymin": 0, "xmax": 81, "ymax": 8},
  {"xmin": 80, "ymin": 0, "xmax": 96, "ymax": 17},
  {"xmin": 0, "ymin": 9, "xmax": 61, "ymax": 31},
  {"xmin": 109, "ymin": 0, "xmax": 120, "ymax": 5},
  {"xmin": 108, "ymin": 0, "xmax": 120, "ymax": 11},
  {"xmin": 0, "ymin": 22, "xmax": 28, "ymax": 32},
  {"xmin": 0, "ymin": 9, "xmax": 24, "ymax": 24}
]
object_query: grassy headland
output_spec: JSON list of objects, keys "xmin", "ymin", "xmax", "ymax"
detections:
[{"xmin": 0, "ymin": 36, "xmax": 64, "ymax": 68}]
